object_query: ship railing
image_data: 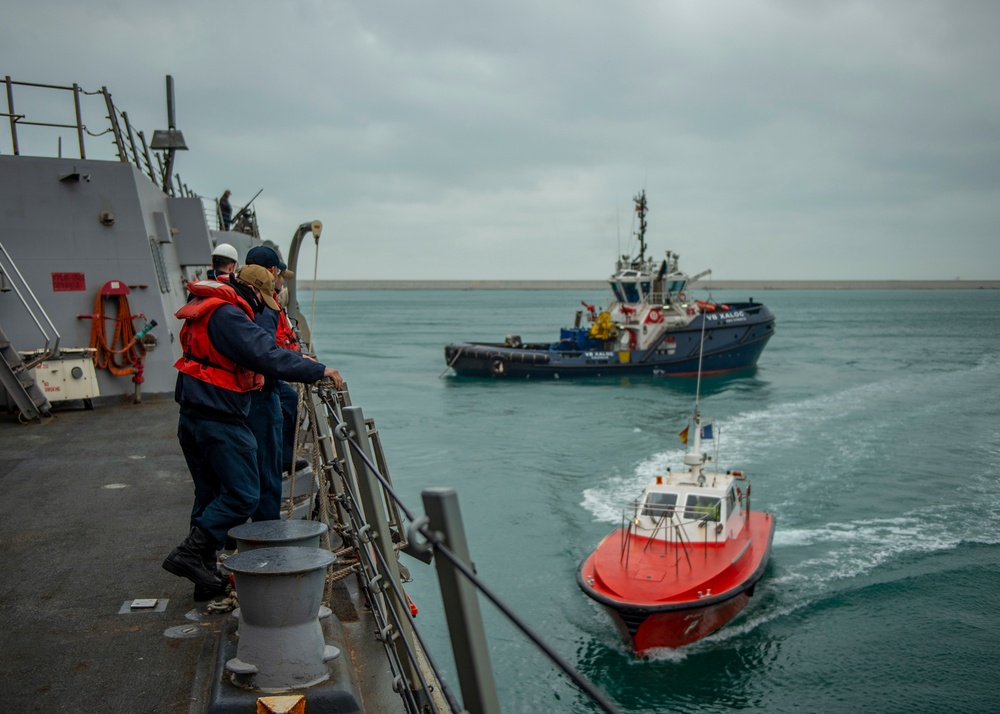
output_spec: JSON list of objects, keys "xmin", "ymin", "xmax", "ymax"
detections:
[
  {"xmin": 310, "ymin": 385, "xmax": 622, "ymax": 714},
  {"xmin": 0, "ymin": 77, "xmax": 199, "ymax": 199},
  {"xmin": 0, "ymin": 241, "xmax": 60, "ymax": 366}
]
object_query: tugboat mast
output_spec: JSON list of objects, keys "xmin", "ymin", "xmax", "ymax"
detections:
[{"xmin": 634, "ymin": 190, "xmax": 648, "ymax": 264}]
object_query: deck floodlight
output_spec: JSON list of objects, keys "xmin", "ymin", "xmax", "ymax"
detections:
[{"xmin": 149, "ymin": 129, "xmax": 188, "ymax": 150}]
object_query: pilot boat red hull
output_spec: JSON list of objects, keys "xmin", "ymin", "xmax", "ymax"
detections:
[{"xmin": 578, "ymin": 510, "xmax": 775, "ymax": 652}]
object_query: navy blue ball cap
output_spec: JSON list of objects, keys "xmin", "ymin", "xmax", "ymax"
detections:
[{"xmin": 245, "ymin": 245, "xmax": 287, "ymax": 272}]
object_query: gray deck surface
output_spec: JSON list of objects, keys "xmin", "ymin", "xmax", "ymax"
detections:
[
  {"xmin": 0, "ymin": 398, "xmax": 215, "ymax": 712},
  {"xmin": 0, "ymin": 397, "xmax": 397, "ymax": 713}
]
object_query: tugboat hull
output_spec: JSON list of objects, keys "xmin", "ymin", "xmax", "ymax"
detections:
[{"xmin": 445, "ymin": 304, "xmax": 775, "ymax": 379}]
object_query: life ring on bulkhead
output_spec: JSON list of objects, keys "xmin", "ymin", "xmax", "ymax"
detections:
[
  {"xmin": 490, "ymin": 358, "xmax": 508, "ymax": 377},
  {"xmin": 644, "ymin": 308, "xmax": 664, "ymax": 324},
  {"xmin": 618, "ymin": 328, "xmax": 637, "ymax": 352},
  {"xmin": 678, "ymin": 292, "xmax": 687, "ymax": 302}
]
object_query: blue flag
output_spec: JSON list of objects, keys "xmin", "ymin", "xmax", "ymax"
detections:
[{"xmin": 700, "ymin": 423, "xmax": 713, "ymax": 440}]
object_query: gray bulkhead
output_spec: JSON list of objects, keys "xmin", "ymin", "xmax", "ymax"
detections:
[{"xmin": 0, "ymin": 154, "xmax": 214, "ymax": 397}]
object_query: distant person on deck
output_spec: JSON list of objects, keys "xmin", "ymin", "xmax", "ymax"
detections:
[
  {"xmin": 219, "ymin": 190, "xmax": 233, "ymax": 231},
  {"xmin": 162, "ymin": 264, "xmax": 344, "ymax": 600},
  {"xmin": 207, "ymin": 243, "xmax": 238, "ymax": 280}
]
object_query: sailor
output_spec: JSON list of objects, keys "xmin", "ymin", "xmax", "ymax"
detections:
[
  {"xmin": 242, "ymin": 246, "xmax": 294, "ymax": 522},
  {"xmin": 207, "ymin": 242, "xmax": 238, "ymax": 280},
  {"xmin": 162, "ymin": 264, "xmax": 344, "ymax": 598},
  {"xmin": 219, "ymin": 190, "xmax": 233, "ymax": 231},
  {"xmin": 273, "ymin": 269, "xmax": 308, "ymax": 474}
]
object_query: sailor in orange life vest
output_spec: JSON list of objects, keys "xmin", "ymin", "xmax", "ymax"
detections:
[
  {"xmin": 242, "ymin": 245, "xmax": 298, "ymax": 525},
  {"xmin": 162, "ymin": 264, "xmax": 344, "ymax": 597},
  {"xmin": 273, "ymin": 269, "xmax": 306, "ymax": 475}
]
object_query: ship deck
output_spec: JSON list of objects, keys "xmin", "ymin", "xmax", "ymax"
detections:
[{"xmin": 0, "ymin": 397, "xmax": 396, "ymax": 713}]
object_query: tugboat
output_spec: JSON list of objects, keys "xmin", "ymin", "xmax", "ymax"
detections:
[
  {"xmin": 577, "ymin": 356, "xmax": 775, "ymax": 652},
  {"xmin": 444, "ymin": 191, "xmax": 775, "ymax": 378}
]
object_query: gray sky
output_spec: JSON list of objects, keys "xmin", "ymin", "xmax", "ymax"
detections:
[{"xmin": 4, "ymin": 1, "xmax": 999, "ymax": 280}]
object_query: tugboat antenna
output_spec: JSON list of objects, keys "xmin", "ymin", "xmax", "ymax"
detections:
[{"xmin": 633, "ymin": 190, "xmax": 648, "ymax": 264}]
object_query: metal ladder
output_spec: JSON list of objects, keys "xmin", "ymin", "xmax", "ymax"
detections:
[
  {"xmin": 0, "ymin": 241, "xmax": 59, "ymax": 423},
  {"xmin": 0, "ymin": 326, "xmax": 50, "ymax": 422}
]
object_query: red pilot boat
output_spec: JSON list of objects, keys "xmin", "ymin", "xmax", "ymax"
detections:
[{"xmin": 578, "ymin": 410, "xmax": 775, "ymax": 653}]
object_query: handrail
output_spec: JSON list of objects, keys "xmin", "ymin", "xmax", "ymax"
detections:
[
  {"xmin": 0, "ymin": 241, "xmax": 60, "ymax": 366},
  {"xmin": 314, "ymin": 386, "xmax": 622, "ymax": 714},
  {"xmin": 1, "ymin": 76, "xmax": 171, "ymax": 193}
]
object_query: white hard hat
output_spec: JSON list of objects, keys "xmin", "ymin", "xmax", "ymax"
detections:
[{"xmin": 211, "ymin": 243, "xmax": 239, "ymax": 262}]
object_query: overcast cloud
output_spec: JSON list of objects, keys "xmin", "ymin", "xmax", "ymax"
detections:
[{"xmin": 3, "ymin": 0, "xmax": 998, "ymax": 280}]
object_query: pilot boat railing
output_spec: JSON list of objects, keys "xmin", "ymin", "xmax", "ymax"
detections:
[{"xmin": 621, "ymin": 503, "xmax": 727, "ymax": 572}]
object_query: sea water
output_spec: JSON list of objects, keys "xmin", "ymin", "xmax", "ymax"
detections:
[{"xmin": 307, "ymin": 288, "xmax": 1000, "ymax": 714}]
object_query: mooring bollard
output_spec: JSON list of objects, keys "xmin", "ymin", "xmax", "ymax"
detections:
[
  {"xmin": 228, "ymin": 519, "xmax": 328, "ymax": 551},
  {"xmin": 222, "ymin": 546, "xmax": 339, "ymax": 690}
]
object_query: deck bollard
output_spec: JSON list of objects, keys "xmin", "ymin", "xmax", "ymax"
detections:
[
  {"xmin": 228, "ymin": 519, "xmax": 328, "ymax": 551},
  {"xmin": 222, "ymin": 546, "xmax": 339, "ymax": 691}
]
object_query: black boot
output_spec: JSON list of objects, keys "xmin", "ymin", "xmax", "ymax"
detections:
[
  {"xmin": 193, "ymin": 551, "xmax": 230, "ymax": 602},
  {"xmin": 162, "ymin": 527, "xmax": 222, "ymax": 588}
]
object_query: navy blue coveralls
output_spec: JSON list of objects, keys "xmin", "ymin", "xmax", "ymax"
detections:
[{"xmin": 246, "ymin": 305, "xmax": 284, "ymax": 521}]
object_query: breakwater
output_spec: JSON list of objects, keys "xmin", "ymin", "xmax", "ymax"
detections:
[{"xmin": 304, "ymin": 279, "xmax": 1000, "ymax": 290}]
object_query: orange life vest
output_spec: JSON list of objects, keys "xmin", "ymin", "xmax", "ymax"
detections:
[
  {"xmin": 173, "ymin": 280, "xmax": 265, "ymax": 392},
  {"xmin": 275, "ymin": 304, "xmax": 301, "ymax": 352}
]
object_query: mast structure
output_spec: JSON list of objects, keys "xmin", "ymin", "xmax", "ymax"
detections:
[{"xmin": 633, "ymin": 190, "xmax": 648, "ymax": 264}]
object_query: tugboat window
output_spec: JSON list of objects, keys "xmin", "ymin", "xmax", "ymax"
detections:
[
  {"xmin": 684, "ymin": 495, "xmax": 722, "ymax": 522},
  {"xmin": 642, "ymin": 492, "xmax": 678, "ymax": 517}
]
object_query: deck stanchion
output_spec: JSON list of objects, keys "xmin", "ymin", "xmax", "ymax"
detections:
[
  {"xmin": 422, "ymin": 487, "xmax": 502, "ymax": 714},
  {"xmin": 342, "ymin": 406, "xmax": 422, "ymax": 691}
]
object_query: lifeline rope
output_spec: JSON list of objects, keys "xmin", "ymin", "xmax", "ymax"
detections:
[
  {"xmin": 282, "ymin": 382, "xmax": 306, "ymax": 521},
  {"xmin": 90, "ymin": 292, "xmax": 145, "ymax": 375}
]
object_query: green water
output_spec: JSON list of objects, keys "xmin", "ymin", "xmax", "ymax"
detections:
[{"xmin": 308, "ymin": 288, "xmax": 1000, "ymax": 713}]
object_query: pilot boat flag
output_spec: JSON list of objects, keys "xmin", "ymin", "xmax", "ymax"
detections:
[{"xmin": 679, "ymin": 422, "xmax": 713, "ymax": 444}]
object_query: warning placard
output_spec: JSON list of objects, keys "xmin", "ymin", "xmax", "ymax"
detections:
[{"xmin": 51, "ymin": 272, "xmax": 86, "ymax": 291}]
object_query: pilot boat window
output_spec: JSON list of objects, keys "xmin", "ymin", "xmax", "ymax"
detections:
[
  {"xmin": 683, "ymin": 494, "xmax": 722, "ymax": 522},
  {"xmin": 622, "ymin": 282, "xmax": 641, "ymax": 303},
  {"xmin": 641, "ymin": 492, "xmax": 678, "ymax": 518},
  {"xmin": 611, "ymin": 284, "xmax": 625, "ymax": 302}
]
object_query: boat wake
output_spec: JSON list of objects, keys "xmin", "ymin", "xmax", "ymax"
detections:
[{"xmin": 578, "ymin": 355, "xmax": 1000, "ymax": 653}]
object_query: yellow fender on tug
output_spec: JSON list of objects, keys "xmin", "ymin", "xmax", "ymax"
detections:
[{"xmin": 589, "ymin": 312, "xmax": 615, "ymax": 340}]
